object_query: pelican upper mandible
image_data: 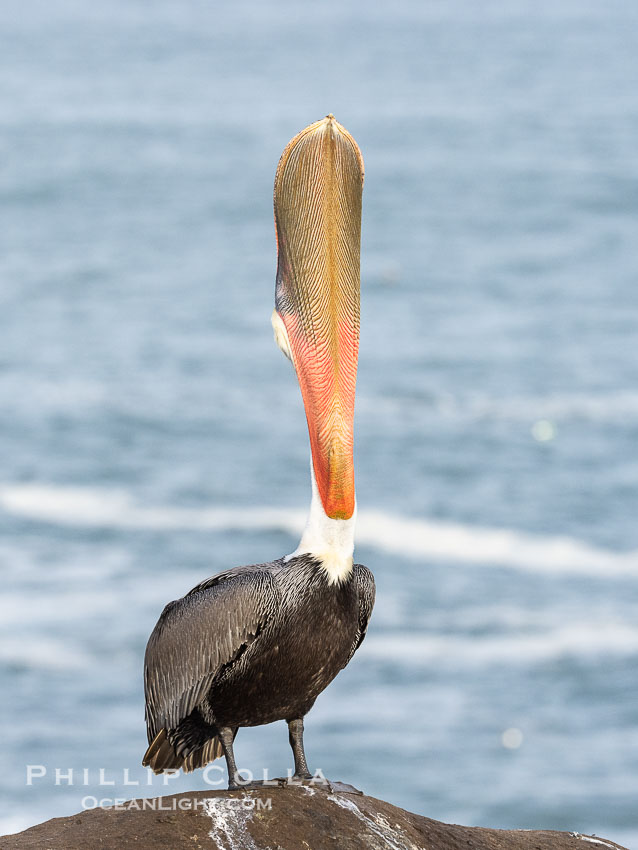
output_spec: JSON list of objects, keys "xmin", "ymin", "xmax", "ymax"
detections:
[{"xmin": 142, "ymin": 115, "xmax": 375, "ymax": 788}]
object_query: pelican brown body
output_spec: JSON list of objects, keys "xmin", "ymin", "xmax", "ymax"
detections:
[{"xmin": 143, "ymin": 116, "xmax": 374, "ymax": 787}]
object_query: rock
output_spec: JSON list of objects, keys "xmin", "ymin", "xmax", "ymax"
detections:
[{"xmin": 2, "ymin": 781, "xmax": 628, "ymax": 850}]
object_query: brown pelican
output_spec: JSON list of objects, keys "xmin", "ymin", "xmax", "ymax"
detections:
[{"xmin": 142, "ymin": 115, "xmax": 375, "ymax": 788}]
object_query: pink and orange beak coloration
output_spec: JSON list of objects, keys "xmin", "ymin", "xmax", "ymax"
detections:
[{"xmin": 273, "ymin": 115, "xmax": 364, "ymax": 521}]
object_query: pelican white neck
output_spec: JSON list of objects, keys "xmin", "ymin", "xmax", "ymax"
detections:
[{"xmin": 286, "ymin": 467, "xmax": 356, "ymax": 584}]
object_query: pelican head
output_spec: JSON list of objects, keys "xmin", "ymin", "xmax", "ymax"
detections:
[{"xmin": 272, "ymin": 115, "xmax": 364, "ymax": 580}]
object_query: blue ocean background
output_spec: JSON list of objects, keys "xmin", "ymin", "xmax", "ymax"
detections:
[{"xmin": 1, "ymin": 0, "xmax": 637, "ymax": 845}]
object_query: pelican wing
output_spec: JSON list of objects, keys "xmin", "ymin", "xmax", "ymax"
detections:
[
  {"xmin": 344, "ymin": 563, "xmax": 376, "ymax": 665},
  {"xmin": 144, "ymin": 565, "xmax": 277, "ymax": 742}
]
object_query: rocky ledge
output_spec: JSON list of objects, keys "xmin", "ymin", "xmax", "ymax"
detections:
[{"xmin": 2, "ymin": 781, "xmax": 628, "ymax": 850}]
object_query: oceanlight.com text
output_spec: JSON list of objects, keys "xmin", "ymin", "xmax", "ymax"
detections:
[{"xmin": 81, "ymin": 796, "xmax": 273, "ymax": 811}]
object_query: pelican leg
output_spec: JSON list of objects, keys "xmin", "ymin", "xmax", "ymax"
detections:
[
  {"xmin": 218, "ymin": 726, "xmax": 240, "ymax": 789},
  {"xmin": 287, "ymin": 718, "xmax": 312, "ymax": 780}
]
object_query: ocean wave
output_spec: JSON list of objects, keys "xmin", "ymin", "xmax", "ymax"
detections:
[
  {"xmin": 358, "ymin": 390, "xmax": 638, "ymax": 424},
  {"xmin": 0, "ymin": 637, "xmax": 92, "ymax": 671},
  {"xmin": 0, "ymin": 815, "xmax": 34, "ymax": 838},
  {"xmin": 0, "ymin": 484, "xmax": 305, "ymax": 534},
  {"xmin": 0, "ymin": 483, "xmax": 636, "ymax": 577},
  {"xmin": 363, "ymin": 622, "xmax": 638, "ymax": 666},
  {"xmin": 356, "ymin": 511, "xmax": 637, "ymax": 576}
]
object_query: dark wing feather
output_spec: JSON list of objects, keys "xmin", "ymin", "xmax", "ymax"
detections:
[
  {"xmin": 344, "ymin": 562, "xmax": 375, "ymax": 665},
  {"xmin": 144, "ymin": 566, "xmax": 277, "ymax": 742}
]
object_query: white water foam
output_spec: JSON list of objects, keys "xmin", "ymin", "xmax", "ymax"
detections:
[
  {"xmin": 0, "ymin": 637, "xmax": 92, "ymax": 670},
  {"xmin": 0, "ymin": 484, "xmax": 305, "ymax": 535},
  {"xmin": 363, "ymin": 622, "xmax": 638, "ymax": 666},
  {"xmin": 0, "ymin": 483, "xmax": 636, "ymax": 578},
  {"xmin": 359, "ymin": 390, "xmax": 638, "ymax": 425}
]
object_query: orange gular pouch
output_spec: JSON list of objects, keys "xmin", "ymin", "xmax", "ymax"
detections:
[{"xmin": 273, "ymin": 116, "xmax": 364, "ymax": 521}]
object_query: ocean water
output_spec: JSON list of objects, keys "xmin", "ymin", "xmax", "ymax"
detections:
[{"xmin": 1, "ymin": 0, "xmax": 637, "ymax": 845}]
